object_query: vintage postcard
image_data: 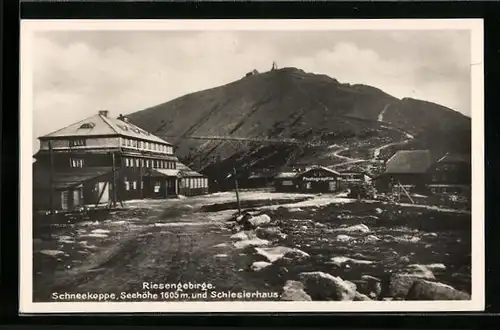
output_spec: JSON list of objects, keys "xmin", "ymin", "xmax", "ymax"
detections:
[{"xmin": 20, "ymin": 19, "xmax": 484, "ymax": 313}]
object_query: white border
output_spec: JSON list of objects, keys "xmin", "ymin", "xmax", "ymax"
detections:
[{"xmin": 20, "ymin": 19, "xmax": 484, "ymax": 314}]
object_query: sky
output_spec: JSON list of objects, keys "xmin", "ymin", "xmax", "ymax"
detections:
[{"xmin": 30, "ymin": 29, "xmax": 471, "ymax": 151}]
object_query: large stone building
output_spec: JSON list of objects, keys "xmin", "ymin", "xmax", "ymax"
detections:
[{"xmin": 33, "ymin": 110, "xmax": 208, "ymax": 212}]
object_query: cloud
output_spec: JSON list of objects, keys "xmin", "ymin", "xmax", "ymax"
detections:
[{"xmin": 30, "ymin": 29, "xmax": 471, "ymax": 151}]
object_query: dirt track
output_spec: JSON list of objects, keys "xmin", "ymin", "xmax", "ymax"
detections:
[{"xmin": 33, "ymin": 191, "xmax": 471, "ymax": 302}]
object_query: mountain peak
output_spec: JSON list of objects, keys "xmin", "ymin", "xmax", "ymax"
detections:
[{"xmin": 127, "ymin": 68, "xmax": 470, "ymax": 175}]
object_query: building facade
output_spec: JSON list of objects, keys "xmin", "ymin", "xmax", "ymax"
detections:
[
  {"xmin": 374, "ymin": 150, "xmax": 471, "ymax": 197},
  {"xmin": 273, "ymin": 166, "xmax": 341, "ymax": 193},
  {"xmin": 427, "ymin": 153, "xmax": 471, "ymax": 195},
  {"xmin": 33, "ymin": 110, "xmax": 208, "ymax": 212},
  {"xmin": 373, "ymin": 150, "xmax": 433, "ymax": 194},
  {"xmin": 338, "ymin": 171, "xmax": 372, "ymax": 190}
]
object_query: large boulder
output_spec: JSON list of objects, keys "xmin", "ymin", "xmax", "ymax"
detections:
[
  {"xmin": 255, "ymin": 226, "xmax": 287, "ymax": 240},
  {"xmin": 248, "ymin": 214, "xmax": 272, "ymax": 228},
  {"xmin": 357, "ymin": 275, "xmax": 382, "ymax": 298},
  {"xmin": 406, "ymin": 280, "xmax": 471, "ymax": 300},
  {"xmin": 233, "ymin": 238, "xmax": 269, "ymax": 249},
  {"xmin": 384, "ymin": 265, "xmax": 436, "ymax": 298},
  {"xmin": 334, "ymin": 224, "xmax": 370, "ymax": 234},
  {"xmin": 335, "ymin": 234, "xmax": 353, "ymax": 242},
  {"xmin": 230, "ymin": 231, "xmax": 249, "ymax": 241},
  {"xmin": 330, "ymin": 256, "xmax": 375, "ymax": 267},
  {"xmin": 280, "ymin": 280, "xmax": 312, "ymax": 301},
  {"xmin": 354, "ymin": 292, "xmax": 373, "ymax": 301},
  {"xmin": 298, "ymin": 271, "xmax": 357, "ymax": 301},
  {"xmin": 255, "ymin": 246, "xmax": 309, "ymax": 263},
  {"xmin": 251, "ymin": 261, "xmax": 272, "ymax": 272}
]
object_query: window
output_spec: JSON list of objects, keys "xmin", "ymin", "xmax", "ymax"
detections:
[
  {"xmin": 141, "ymin": 159, "xmax": 145, "ymax": 167},
  {"xmin": 70, "ymin": 158, "xmax": 84, "ymax": 168},
  {"xmin": 79, "ymin": 123, "xmax": 95, "ymax": 129},
  {"xmin": 139, "ymin": 141, "xmax": 144, "ymax": 149},
  {"xmin": 135, "ymin": 159, "xmax": 139, "ymax": 167},
  {"xmin": 125, "ymin": 181, "xmax": 130, "ymax": 191},
  {"xmin": 132, "ymin": 181, "xmax": 137, "ymax": 190},
  {"xmin": 69, "ymin": 139, "xmax": 86, "ymax": 147},
  {"xmin": 125, "ymin": 158, "xmax": 130, "ymax": 167},
  {"xmin": 146, "ymin": 142, "xmax": 150, "ymax": 150}
]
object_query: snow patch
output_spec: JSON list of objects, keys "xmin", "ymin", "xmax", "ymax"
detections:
[{"xmin": 330, "ymin": 256, "xmax": 375, "ymax": 266}]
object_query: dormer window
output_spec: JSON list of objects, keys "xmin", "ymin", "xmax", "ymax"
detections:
[
  {"xmin": 79, "ymin": 122, "xmax": 95, "ymax": 129},
  {"xmin": 69, "ymin": 139, "xmax": 86, "ymax": 147}
]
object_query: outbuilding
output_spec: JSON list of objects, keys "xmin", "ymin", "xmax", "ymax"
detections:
[
  {"xmin": 273, "ymin": 171, "xmax": 299, "ymax": 192},
  {"xmin": 338, "ymin": 170, "xmax": 372, "ymax": 190},
  {"xmin": 295, "ymin": 166, "xmax": 341, "ymax": 193},
  {"xmin": 373, "ymin": 149, "xmax": 432, "ymax": 194}
]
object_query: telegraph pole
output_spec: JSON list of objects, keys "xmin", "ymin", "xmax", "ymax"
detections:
[
  {"xmin": 233, "ymin": 167, "xmax": 241, "ymax": 216},
  {"xmin": 48, "ymin": 140, "xmax": 55, "ymax": 214}
]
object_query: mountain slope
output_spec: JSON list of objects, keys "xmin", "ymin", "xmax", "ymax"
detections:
[{"xmin": 127, "ymin": 67, "xmax": 471, "ymax": 184}]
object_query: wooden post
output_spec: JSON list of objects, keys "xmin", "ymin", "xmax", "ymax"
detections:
[
  {"xmin": 233, "ymin": 167, "xmax": 241, "ymax": 216},
  {"xmin": 140, "ymin": 160, "xmax": 144, "ymax": 199},
  {"xmin": 112, "ymin": 152, "xmax": 117, "ymax": 208},
  {"xmin": 48, "ymin": 140, "xmax": 55, "ymax": 214}
]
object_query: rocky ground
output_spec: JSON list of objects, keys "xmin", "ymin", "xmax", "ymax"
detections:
[{"xmin": 33, "ymin": 190, "xmax": 471, "ymax": 302}]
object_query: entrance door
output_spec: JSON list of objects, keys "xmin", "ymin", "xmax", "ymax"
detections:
[
  {"xmin": 61, "ymin": 191, "xmax": 69, "ymax": 211},
  {"xmin": 328, "ymin": 181, "xmax": 337, "ymax": 192},
  {"xmin": 97, "ymin": 181, "xmax": 109, "ymax": 204},
  {"xmin": 73, "ymin": 189, "xmax": 81, "ymax": 208}
]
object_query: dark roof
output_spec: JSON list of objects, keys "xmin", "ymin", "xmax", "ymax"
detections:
[
  {"xmin": 33, "ymin": 166, "xmax": 113, "ymax": 190},
  {"xmin": 339, "ymin": 170, "xmax": 371, "ymax": 177},
  {"xmin": 274, "ymin": 172, "xmax": 298, "ymax": 179},
  {"xmin": 385, "ymin": 150, "xmax": 432, "ymax": 174},
  {"xmin": 176, "ymin": 162, "xmax": 205, "ymax": 178},
  {"xmin": 298, "ymin": 166, "xmax": 341, "ymax": 177},
  {"xmin": 437, "ymin": 153, "xmax": 471, "ymax": 164}
]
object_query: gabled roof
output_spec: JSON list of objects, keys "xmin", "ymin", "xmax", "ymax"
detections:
[
  {"xmin": 40, "ymin": 113, "xmax": 172, "ymax": 145},
  {"xmin": 298, "ymin": 165, "xmax": 341, "ymax": 177},
  {"xmin": 437, "ymin": 153, "xmax": 471, "ymax": 164},
  {"xmin": 385, "ymin": 150, "xmax": 432, "ymax": 174},
  {"xmin": 176, "ymin": 162, "xmax": 205, "ymax": 178}
]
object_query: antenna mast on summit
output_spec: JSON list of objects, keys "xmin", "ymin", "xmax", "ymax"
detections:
[{"xmin": 271, "ymin": 61, "xmax": 278, "ymax": 71}]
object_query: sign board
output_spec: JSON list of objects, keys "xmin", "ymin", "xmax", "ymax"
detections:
[{"xmin": 302, "ymin": 176, "xmax": 337, "ymax": 182}]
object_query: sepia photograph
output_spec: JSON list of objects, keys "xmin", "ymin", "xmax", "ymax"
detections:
[{"xmin": 20, "ymin": 19, "xmax": 484, "ymax": 313}]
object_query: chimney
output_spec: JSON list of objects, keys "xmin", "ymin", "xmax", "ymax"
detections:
[{"xmin": 98, "ymin": 110, "xmax": 109, "ymax": 117}]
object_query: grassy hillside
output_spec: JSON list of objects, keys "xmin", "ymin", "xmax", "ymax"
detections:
[{"xmin": 127, "ymin": 67, "xmax": 471, "ymax": 183}]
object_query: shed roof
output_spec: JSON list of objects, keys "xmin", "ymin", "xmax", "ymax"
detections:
[
  {"xmin": 385, "ymin": 150, "xmax": 432, "ymax": 174},
  {"xmin": 33, "ymin": 166, "xmax": 113, "ymax": 190},
  {"xmin": 40, "ymin": 113, "xmax": 172, "ymax": 145}
]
